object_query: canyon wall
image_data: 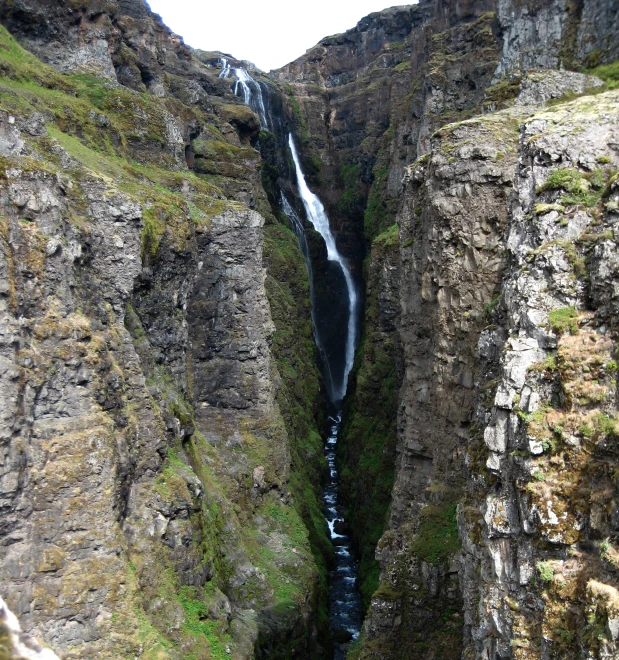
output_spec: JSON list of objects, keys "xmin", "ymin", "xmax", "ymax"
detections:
[
  {"xmin": 0, "ymin": 1, "xmax": 332, "ymax": 657},
  {"xmin": 274, "ymin": 0, "xmax": 619, "ymax": 657}
]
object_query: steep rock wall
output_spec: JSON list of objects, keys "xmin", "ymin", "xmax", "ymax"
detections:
[
  {"xmin": 275, "ymin": 2, "xmax": 618, "ymax": 656},
  {"xmin": 461, "ymin": 88, "xmax": 619, "ymax": 660},
  {"xmin": 338, "ymin": 226, "xmax": 402, "ymax": 610},
  {"xmin": 360, "ymin": 79, "xmax": 619, "ymax": 658},
  {"xmin": 0, "ymin": 12, "xmax": 329, "ymax": 659}
]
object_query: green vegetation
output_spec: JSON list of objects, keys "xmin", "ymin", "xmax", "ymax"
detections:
[
  {"xmin": 588, "ymin": 60, "xmax": 619, "ymax": 90},
  {"xmin": 177, "ymin": 586, "xmax": 232, "ymax": 659},
  {"xmin": 373, "ymin": 223, "xmax": 399, "ymax": 248},
  {"xmin": 337, "ymin": 163, "xmax": 365, "ymax": 217},
  {"xmin": 364, "ymin": 126, "xmax": 398, "ymax": 242},
  {"xmin": 410, "ymin": 501, "xmax": 461, "ymax": 565},
  {"xmin": 548, "ymin": 307, "xmax": 579, "ymax": 335},
  {"xmin": 484, "ymin": 293, "xmax": 500, "ymax": 316},
  {"xmin": 262, "ymin": 219, "xmax": 332, "ymax": 631},
  {"xmin": 535, "ymin": 203, "xmax": 565, "ymax": 215},
  {"xmin": 536, "ymin": 561, "xmax": 555, "ymax": 582},
  {"xmin": 595, "ymin": 413, "xmax": 618, "ymax": 438},
  {"xmin": 536, "ymin": 167, "xmax": 611, "ymax": 208},
  {"xmin": 484, "ymin": 76, "xmax": 522, "ymax": 107},
  {"xmin": 0, "ymin": 24, "xmax": 247, "ymax": 263}
]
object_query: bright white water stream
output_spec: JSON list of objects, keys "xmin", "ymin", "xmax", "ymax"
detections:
[
  {"xmin": 287, "ymin": 135, "xmax": 363, "ymax": 653},
  {"xmin": 281, "ymin": 193, "xmax": 338, "ymax": 399},
  {"xmin": 288, "ymin": 134, "xmax": 358, "ymax": 403},
  {"xmin": 219, "ymin": 58, "xmax": 269, "ymax": 129}
]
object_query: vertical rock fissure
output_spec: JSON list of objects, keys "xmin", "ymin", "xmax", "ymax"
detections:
[
  {"xmin": 228, "ymin": 60, "xmax": 366, "ymax": 651},
  {"xmin": 286, "ymin": 135, "xmax": 364, "ymax": 652}
]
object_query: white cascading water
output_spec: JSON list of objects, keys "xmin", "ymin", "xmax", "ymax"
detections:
[
  {"xmin": 219, "ymin": 58, "xmax": 269, "ymax": 130},
  {"xmin": 218, "ymin": 57, "xmax": 231, "ymax": 79},
  {"xmin": 288, "ymin": 134, "xmax": 358, "ymax": 403}
]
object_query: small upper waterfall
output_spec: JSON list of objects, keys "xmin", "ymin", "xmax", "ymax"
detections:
[
  {"xmin": 218, "ymin": 57, "xmax": 231, "ymax": 79},
  {"xmin": 219, "ymin": 58, "xmax": 269, "ymax": 130},
  {"xmin": 288, "ymin": 135, "xmax": 358, "ymax": 403}
]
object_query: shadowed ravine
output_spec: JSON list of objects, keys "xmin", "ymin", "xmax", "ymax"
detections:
[{"xmin": 222, "ymin": 61, "xmax": 364, "ymax": 652}]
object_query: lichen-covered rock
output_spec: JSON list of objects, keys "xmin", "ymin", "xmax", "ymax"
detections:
[
  {"xmin": 460, "ymin": 88, "xmax": 619, "ymax": 660},
  {"xmin": 360, "ymin": 85, "xmax": 619, "ymax": 658}
]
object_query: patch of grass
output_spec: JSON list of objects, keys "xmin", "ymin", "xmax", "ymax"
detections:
[
  {"xmin": 373, "ymin": 223, "xmax": 399, "ymax": 249},
  {"xmin": 410, "ymin": 501, "xmax": 461, "ymax": 565},
  {"xmin": 595, "ymin": 413, "xmax": 618, "ymax": 438},
  {"xmin": 537, "ymin": 167, "xmax": 610, "ymax": 208},
  {"xmin": 588, "ymin": 60, "xmax": 619, "ymax": 90},
  {"xmin": 535, "ymin": 203, "xmax": 565, "ymax": 215},
  {"xmin": 177, "ymin": 586, "xmax": 232, "ymax": 660},
  {"xmin": 548, "ymin": 307, "xmax": 579, "ymax": 335},
  {"xmin": 484, "ymin": 76, "xmax": 522, "ymax": 107}
]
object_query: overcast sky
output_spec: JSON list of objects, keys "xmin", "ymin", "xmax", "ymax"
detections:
[{"xmin": 146, "ymin": 0, "xmax": 407, "ymax": 71}]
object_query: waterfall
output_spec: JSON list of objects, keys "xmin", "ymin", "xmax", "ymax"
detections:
[
  {"xmin": 218, "ymin": 57, "xmax": 231, "ymax": 78},
  {"xmin": 219, "ymin": 58, "xmax": 269, "ymax": 129},
  {"xmin": 288, "ymin": 134, "xmax": 358, "ymax": 403}
]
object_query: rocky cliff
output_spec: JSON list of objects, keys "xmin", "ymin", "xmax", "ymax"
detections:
[
  {"xmin": 361, "ymin": 78, "xmax": 619, "ymax": 660},
  {"xmin": 272, "ymin": 0, "xmax": 619, "ymax": 657},
  {"xmin": 0, "ymin": 1, "xmax": 332, "ymax": 657}
]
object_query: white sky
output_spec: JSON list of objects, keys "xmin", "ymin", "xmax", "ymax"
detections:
[{"xmin": 146, "ymin": 0, "xmax": 408, "ymax": 71}]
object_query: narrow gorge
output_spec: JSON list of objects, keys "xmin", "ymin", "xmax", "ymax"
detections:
[{"xmin": 0, "ymin": 0, "xmax": 618, "ymax": 659}]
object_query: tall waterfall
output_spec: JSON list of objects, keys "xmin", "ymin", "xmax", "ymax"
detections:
[
  {"xmin": 288, "ymin": 134, "xmax": 358, "ymax": 403},
  {"xmin": 219, "ymin": 58, "xmax": 269, "ymax": 130}
]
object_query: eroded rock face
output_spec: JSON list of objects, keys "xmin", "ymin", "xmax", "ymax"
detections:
[
  {"xmin": 360, "ymin": 85, "xmax": 619, "ymax": 659},
  {"xmin": 495, "ymin": 0, "xmax": 619, "ymax": 78},
  {"xmin": 461, "ymin": 88, "xmax": 619, "ymax": 660},
  {"xmin": 0, "ymin": 17, "xmax": 325, "ymax": 658}
]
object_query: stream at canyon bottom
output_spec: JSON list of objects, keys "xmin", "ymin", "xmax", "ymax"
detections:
[{"xmin": 323, "ymin": 413, "xmax": 363, "ymax": 656}]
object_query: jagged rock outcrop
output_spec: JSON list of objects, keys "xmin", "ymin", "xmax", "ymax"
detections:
[{"xmin": 460, "ymin": 87, "xmax": 619, "ymax": 660}]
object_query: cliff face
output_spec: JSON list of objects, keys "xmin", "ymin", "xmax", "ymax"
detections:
[
  {"xmin": 358, "ymin": 70, "xmax": 619, "ymax": 660},
  {"xmin": 274, "ymin": 3, "xmax": 618, "ymax": 653},
  {"xmin": 273, "ymin": 0, "xmax": 619, "ymax": 657},
  {"xmin": 0, "ymin": 4, "xmax": 330, "ymax": 658}
]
